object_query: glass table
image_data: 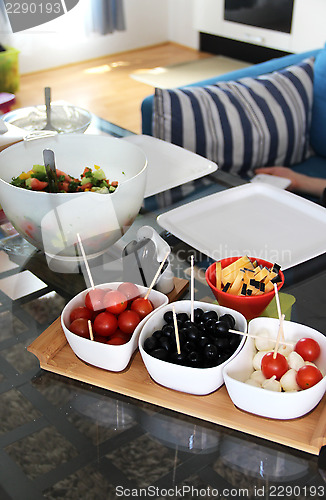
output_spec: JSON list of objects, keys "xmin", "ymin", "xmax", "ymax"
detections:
[{"xmin": 0, "ymin": 115, "xmax": 325, "ymax": 500}]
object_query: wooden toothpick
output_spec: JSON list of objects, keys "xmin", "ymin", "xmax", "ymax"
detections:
[
  {"xmin": 88, "ymin": 320, "xmax": 94, "ymax": 341},
  {"xmin": 274, "ymin": 282, "xmax": 285, "ymax": 343},
  {"xmin": 190, "ymin": 255, "xmax": 194, "ymax": 322},
  {"xmin": 228, "ymin": 327, "xmax": 293, "ymax": 347},
  {"xmin": 172, "ymin": 305, "xmax": 181, "ymax": 355},
  {"xmin": 273, "ymin": 313, "xmax": 285, "ymax": 358}
]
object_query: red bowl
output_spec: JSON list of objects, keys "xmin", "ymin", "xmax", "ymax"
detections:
[{"xmin": 205, "ymin": 257, "xmax": 284, "ymax": 321}]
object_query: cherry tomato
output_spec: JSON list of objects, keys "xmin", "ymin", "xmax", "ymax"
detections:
[
  {"xmin": 261, "ymin": 352, "xmax": 288, "ymax": 380},
  {"xmin": 93, "ymin": 335, "xmax": 108, "ymax": 344},
  {"xmin": 111, "ymin": 328, "xmax": 132, "ymax": 342},
  {"xmin": 130, "ymin": 297, "xmax": 154, "ymax": 319},
  {"xmin": 296, "ymin": 365, "xmax": 323, "ymax": 389},
  {"xmin": 70, "ymin": 306, "xmax": 93, "ymax": 323},
  {"xmin": 106, "ymin": 336, "xmax": 127, "ymax": 345},
  {"xmin": 117, "ymin": 282, "xmax": 140, "ymax": 302},
  {"xmin": 93, "ymin": 311, "xmax": 118, "ymax": 337},
  {"xmin": 118, "ymin": 309, "xmax": 141, "ymax": 334},
  {"xmin": 295, "ymin": 338, "xmax": 321, "ymax": 362},
  {"xmin": 85, "ymin": 288, "xmax": 107, "ymax": 312},
  {"xmin": 69, "ymin": 318, "xmax": 91, "ymax": 339},
  {"xmin": 103, "ymin": 290, "xmax": 128, "ymax": 315}
]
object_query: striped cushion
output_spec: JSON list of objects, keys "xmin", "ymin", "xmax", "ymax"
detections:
[{"xmin": 153, "ymin": 57, "xmax": 315, "ymax": 176}]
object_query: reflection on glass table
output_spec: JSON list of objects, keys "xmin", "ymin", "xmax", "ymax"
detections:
[{"xmin": 0, "ymin": 116, "xmax": 325, "ymax": 500}]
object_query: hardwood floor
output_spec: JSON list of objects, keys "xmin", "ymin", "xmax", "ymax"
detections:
[{"xmin": 15, "ymin": 43, "xmax": 212, "ymax": 134}]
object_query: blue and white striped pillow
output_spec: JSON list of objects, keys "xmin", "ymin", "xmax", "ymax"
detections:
[{"xmin": 153, "ymin": 57, "xmax": 315, "ymax": 176}]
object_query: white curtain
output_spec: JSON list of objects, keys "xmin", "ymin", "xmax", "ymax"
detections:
[{"xmin": 87, "ymin": 0, "xmax": 126, "ymax": 35}]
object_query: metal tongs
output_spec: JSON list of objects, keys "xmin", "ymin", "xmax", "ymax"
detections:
[{"xmin": 43, "ymin": 148, "xmax": 59, "ymax": 193}]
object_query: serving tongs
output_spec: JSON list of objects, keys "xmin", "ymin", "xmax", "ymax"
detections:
[{"xmin": 43, "ymin": 148, "xmax": 59, "ymax": 193}]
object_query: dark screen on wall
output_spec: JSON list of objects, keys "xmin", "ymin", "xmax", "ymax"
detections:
[{"xmin": 224, "ymin": 0, "xmax": 294, "ymax": 34}]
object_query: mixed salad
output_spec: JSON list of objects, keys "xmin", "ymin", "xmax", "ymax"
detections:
[{"xmin": 10, "ymin": 164, "xmax": 119, "ymax": 193}]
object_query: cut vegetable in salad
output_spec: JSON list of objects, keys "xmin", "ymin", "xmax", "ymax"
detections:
[{"xmin": 10, "ymin": 164, "xmax": 119, "ymax": 193}]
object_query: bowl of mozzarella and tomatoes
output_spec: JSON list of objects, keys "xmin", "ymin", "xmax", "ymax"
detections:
[{"xmin": 223, "ymin": 317, "xmax": 326, "ymax": 419}]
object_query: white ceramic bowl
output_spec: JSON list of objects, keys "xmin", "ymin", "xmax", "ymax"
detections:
[
  {"xmin": 0, "ymin": 134, "xmax": 147, "ymax": 260},
  {"xmin": 3, "ymin": 104, "xmax": 92, "ymax": 134},
  {"xmin": 223, "ymin": 317, "xmax": 326, "ymax": 419},
  {"xmin": 61, "ymin": 282, "xmax": 169, "ymax": 372},
  {"xmin": 139, "ymin": 300, "xmax": 247, "ymax": 395}
]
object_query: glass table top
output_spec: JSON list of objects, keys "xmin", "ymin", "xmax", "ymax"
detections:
[{"xmin": 0, "ymin": 117, "xmax": 325, "ymax": 499}]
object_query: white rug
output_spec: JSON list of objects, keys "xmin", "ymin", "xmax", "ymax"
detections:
[{"xmin": 129, "ymin": 55, "xmax": 249, "ymax": 88}]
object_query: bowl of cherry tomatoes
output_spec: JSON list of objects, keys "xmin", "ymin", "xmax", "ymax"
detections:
[
  {"xmin": 61, "ymin": 281, "xmax": 169, "ymax": 372},
  {"xmin": 223, "ymin": 317, "xmax": 326, "ymax": 419}
]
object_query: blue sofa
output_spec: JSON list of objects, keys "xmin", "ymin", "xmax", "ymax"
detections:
[{"xmin": 141, "ymin": 46, "xmax": 326, "ymax": 182}]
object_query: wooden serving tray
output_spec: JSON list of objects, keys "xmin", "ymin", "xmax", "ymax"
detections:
[{"xmin": 28, "ymin": 279, "xmax": 326, "ymax": 456}]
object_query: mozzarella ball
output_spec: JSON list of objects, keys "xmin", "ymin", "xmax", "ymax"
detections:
[
  {"xmin": 304, "ymin": 361, "xmax": 318, "ymax": 368},
  {"xmin": 278, "ymin": 343, "xmax": 293, "ymax": 357},
  {"xmin": 280, "ymin": 369, "xmax": 301, "ymax": 392},
  {"xmin": 254, "ymin": 329, "xmax": 275, "ymax": 351},
  {"xmin": 262, "ymin": 376, "xmax": 282, "ymax": 392},
  {"xmin": 287, "ymin": 351, "xmax": 305, "ymax": 371},
  {"xmin": 253, "ymin": 350, "xmax": 270, "ymax": 371},
  {"xmin": 250, "ymin": 370, "xmax": 266, "ymax": 385},
  {"xmin": 245, "ymin": 378, "xmax": 261, "ymax": 387}
]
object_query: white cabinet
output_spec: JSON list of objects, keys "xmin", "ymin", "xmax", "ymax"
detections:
[{"xmin": 193, "ymin": 0, "xmax": 326, "ymax": 53}]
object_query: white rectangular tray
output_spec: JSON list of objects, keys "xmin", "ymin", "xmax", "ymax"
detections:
[
  {"xmin": 122, "ymin": 135, "xmax": 217, "ymax": 198},
  {"xmin": 157, "ymin": 183, "xmax": 326, "ymax": 270}
]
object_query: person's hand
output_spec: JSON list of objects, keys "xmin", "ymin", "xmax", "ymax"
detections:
[{"xmin": 254, "ymin": 167, "xmax": 307, "ymax": 192}]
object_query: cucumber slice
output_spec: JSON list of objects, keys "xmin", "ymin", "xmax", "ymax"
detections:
[
  {"xmin": 92, "ymin": 168, "xmax": 106, "ymax": 180},
  {"xmin": 32, "ymin": 164, "xmax": 46, "ymax": 175}
]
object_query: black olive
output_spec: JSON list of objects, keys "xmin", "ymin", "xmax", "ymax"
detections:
[
  {"xmin": 194, "ymin": 308, "xmax": 204, "ymax": 322},
  {"xmin": 179, "ymin": 327, "xmax": 189, "ymax": 340},
  {"xmin": 196, "ymin": 321, "xmax": 206, "ymax": 332},
  {"xmin": 150, "ymin": 348, "xmax": 169, "ymax": 361},
  {"xmin": 152, "ymin": 329, "xmax": 164, "ymax": 340},
  {"xmin": 175, "ymin": 329, "xmax": 186, "ymax": 345},
  {"xmin": 170, "ymin": 351, "xmax": 187, "ymax": 365},
  {"xmin": 198, "ymin": 335, "xmax": 210, "ymax": 348},
  {"xmin": 186, "ymin": 328, "xmax": 200, "ymax": 343},
  {"xmin": 183, "ymin": 319, "xmax": 198, "ymax": 329},
  {"xmin": 214, "ymin": 321, "xmax": 229, "ymax": 336},
  {"xmin": 218, "ymin": 353, "xmax": 231, "ymax": 364},
  {"xmin": 159, "ymin": 336, "xmax": 172, "ymax": 352},
  {"xmin": 229, "ymin": 334, "xmax": 242, "ymax": 348},
  {"xmin": 162, "ymin": 324, "xmax": 175, "ymax": 337},
  {"xmin": 144, "ymin": 336, "xmax": 158, "ymax": 353},
  {"xmin": 184, "ymin": 320, "xmax": 200, "ymax": 334},
  {"xmin": 219, "ymin": 313, "xmax": 236, "ymax": 329},
  {"xmin": 183, "ymin": 340, "xmax": 196, "ymax": 353},
  {"xmin": 204, "ymin": 318, "xmax": 218, "ymax": 334},
  {"xmin": 187, "ymin": 350, "xmax": 202, "ymax": 367},
  {"xmin": 204, "ymin": 343, "xmax": 218, "ymax": 361},
  {"xmin": 163, "ymin": 310, "xmax": 174, "ymax": 323},
  {"xmin": 177, "ymin": 312, "xmax": 189, "ymax": 324},
  {"xmin": 202, "ymin": 310, "xmax": 218, "ymax": 322},
  {"xmin": 213, "ymin": 336, "xmax": 230, "ymax": 350}
]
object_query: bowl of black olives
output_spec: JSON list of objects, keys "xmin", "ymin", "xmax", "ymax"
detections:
[{"xmin": 138, "ymin": 300, "xmax": 247, "ymax": 395}]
